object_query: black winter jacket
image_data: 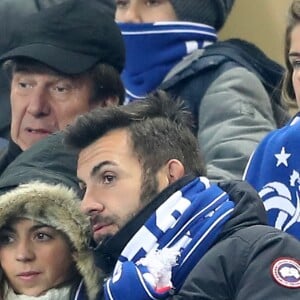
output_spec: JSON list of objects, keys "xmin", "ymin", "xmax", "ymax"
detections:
[
  {"xmin": 173, "ymin": 180, "xmax": 300, "ymax": 299},
  {"xmin": 95, "ymin": 176, "xmax": 300, "ymax": 299},
  {"xmin": 0, "ymin": 132, "xmax": 80, "ymax": 195}
]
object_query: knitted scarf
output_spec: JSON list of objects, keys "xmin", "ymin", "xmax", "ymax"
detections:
[
  {"xmin": 118, "ymin": 21, "xmax": 217, "ymax": 103},
  {"xmin": 244, "ymin": 113, "xmax": 300, "ymax": 239},
  {"xmin": 104, "ymin": 177, "xmax": 235, "ymax": 299}
]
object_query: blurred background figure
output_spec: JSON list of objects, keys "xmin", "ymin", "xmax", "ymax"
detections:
[
  {"xmin": 116, "ymin": 0, "xmax": 289, "ymax": 181},
  {"xmin": 220, "ymin": 0, "xmax": 296, "ymax": 115}
]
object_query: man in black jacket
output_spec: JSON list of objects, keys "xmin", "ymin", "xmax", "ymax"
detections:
[
  {"xmin": 0, "ymin": 0, "xmax": 125, "ymax": 175},
  {"xmin": 65, "ymin": 90, "xmax": 300, "ymax": 299}
]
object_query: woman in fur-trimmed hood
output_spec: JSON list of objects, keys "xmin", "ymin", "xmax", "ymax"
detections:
[{"xmin": 0, "ymin": 181, "xmax": 101, "ymax": 300}]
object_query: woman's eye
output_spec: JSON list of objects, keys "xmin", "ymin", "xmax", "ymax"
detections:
[
  {"xmin": 35, "ymin": 232, "xmax": 52, "ymax": 241},
  {"xmin": 0, "ymin": 234, "xmax": 14, "ymax": 245}
]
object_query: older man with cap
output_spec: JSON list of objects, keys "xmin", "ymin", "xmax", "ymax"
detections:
[
  {"xmin": 116, "ymin": 0, "xmax": 287, "ymax": 182},
  {"xmin": 0, "ymin": 0, "xmax": 125, "ymax": 175},
  {"xmin": 0, "ymin": 0, "xmax": 71, "ymax": 141}
]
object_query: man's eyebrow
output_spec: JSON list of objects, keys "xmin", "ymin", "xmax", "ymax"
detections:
[{"xmin": 91, "ymin": 160, "xmax": 118, "ymax": 178}]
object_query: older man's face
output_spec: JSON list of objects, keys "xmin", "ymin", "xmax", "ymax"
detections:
[{"xmin": 10, "ymin": 64, "xmax": 95, "ymax": 150}]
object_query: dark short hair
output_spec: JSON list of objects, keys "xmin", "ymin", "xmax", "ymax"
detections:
[
  {"xmin": 282, "ymin": 0, "xmax": 300, "ymax": 107},
  {"xmin": 3, "ymin": 57, "xmax": 125, "ymax": 105},
  {"xmin": 65, "ymin": 90, "xmax": 206, "ymax": 177}
]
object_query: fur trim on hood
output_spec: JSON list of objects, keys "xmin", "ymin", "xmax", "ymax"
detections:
[{"xmin": 0, "ymin": 181, "xmax": 101, "ymax": 299}]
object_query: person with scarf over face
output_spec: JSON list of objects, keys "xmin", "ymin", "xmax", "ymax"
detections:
[
  {"xmin": 64, "ymin": 90, "xmax": 300, "ymax": 300},
  {"xmin": 116, "ymin": 0, "xmax": 288, "ymax": 182},
  {"xmin": 244, "ymin": 0, "xmax": 300, "ymax": 241},
  {"xmin": 0, "ymin": 181, "xmax": 101, "ymax": 300}
]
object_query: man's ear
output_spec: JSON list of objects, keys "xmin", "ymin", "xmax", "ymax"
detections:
[
  {"xmin": 156, "ymin": 159, "xmax": 185, "ymax": 191},
  {"xmin": 166, "ymin": 159, "xmax": 185, "ymax": 184}
]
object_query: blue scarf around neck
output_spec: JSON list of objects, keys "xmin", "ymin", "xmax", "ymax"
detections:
[
  {"xmin": 118, "ymin": 22, "xmax": 217, "ymax": 103},
  {"xmin": 104, "ymin": 177, "xmax": 235, "ymax": 299}
]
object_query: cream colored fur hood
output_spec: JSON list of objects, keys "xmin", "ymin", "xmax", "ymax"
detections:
[{"xmin": 0, "ymin": 181, "xmax": 100, "ymax": 300}]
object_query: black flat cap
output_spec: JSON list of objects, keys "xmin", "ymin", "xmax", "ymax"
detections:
[{"xmin": 0, "ymin": 0, "xmax": 125, "ymax": 74}]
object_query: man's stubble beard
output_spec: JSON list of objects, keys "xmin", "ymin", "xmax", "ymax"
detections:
[
  {"xmin": 139, "ymin": 169, "xmax": 160, "ymax": 207},
  {"xmin": 93, "ymin": 170, "xmax": 161, "ymax": 245}
]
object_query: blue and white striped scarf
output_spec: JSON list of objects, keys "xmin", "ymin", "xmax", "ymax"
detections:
[
  {"xmin": 244, "ymin": 113, "xmax": 300, "ymax": 240},
  {"xmin": 118, "ymin": 22, "xmax": 217, "ymax": 103},
  {"xmin": 104, "ymin": 177, "xmax": 235, "ymax": 299}
]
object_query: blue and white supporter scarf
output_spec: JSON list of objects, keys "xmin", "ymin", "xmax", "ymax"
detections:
[
  {"xmin": 104, "ymin": 177, "xmax": 235, "ymax": 299},
  {"xmin": 118, "ymin": 22, "xmax": 217, "ymax": 103},
  {"xmin": 244, "ymin": 113, "xmax": 300, "ymax": 239}
]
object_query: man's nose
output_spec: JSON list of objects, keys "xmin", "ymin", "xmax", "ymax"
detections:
[
  {"xmin": 80, "ymin": 189, "xmax": 105, "ymax": 216},
  {"xmin": 26, "ymin": 87, "xmax": 51, "ymax": 117}
]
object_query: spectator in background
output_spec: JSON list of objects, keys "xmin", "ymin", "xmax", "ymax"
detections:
[
  {"xmin": 244, "ymin": 0, "xmax": 300, "ymax": 240},
  {"xmin": 0, "ymin": 0, "xmax": 125, "ymax": 175},
  {"xmin": 65, "ymin": 91, "xmax": 300, "ymax": 299},
  {"xmin": 116, "ymin": 0, "xmax": 289, "ymax": 181},
  {"xmin": 0, "ymin": 0, "xmax": 66, "ymax": 141},
  {"xmin": 0, "ymin": 181, "xmax": 100, "ymax": 299}
]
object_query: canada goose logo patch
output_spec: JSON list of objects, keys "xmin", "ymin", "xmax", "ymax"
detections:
[{"xmin": 271, "ymin": 257, "xmax": 300, "ymax": 288}]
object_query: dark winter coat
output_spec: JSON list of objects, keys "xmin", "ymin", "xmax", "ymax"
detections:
[
  {"xmin": 94, "ymin": 176, "xmax": 300, "ymax": 299},
  {"xmin": 0, "ymin": 131, "xmax": 80, "ymax": 195}
]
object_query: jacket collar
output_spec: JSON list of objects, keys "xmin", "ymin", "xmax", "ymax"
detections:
[{"xmin": 217, "ymin": 180, "xmax": 267, "ymax": 240}]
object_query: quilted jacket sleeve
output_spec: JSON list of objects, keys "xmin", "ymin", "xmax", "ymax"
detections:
[{"xmin": 198, "ymin": 66, "xmax": 276, "ymax": 182}]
